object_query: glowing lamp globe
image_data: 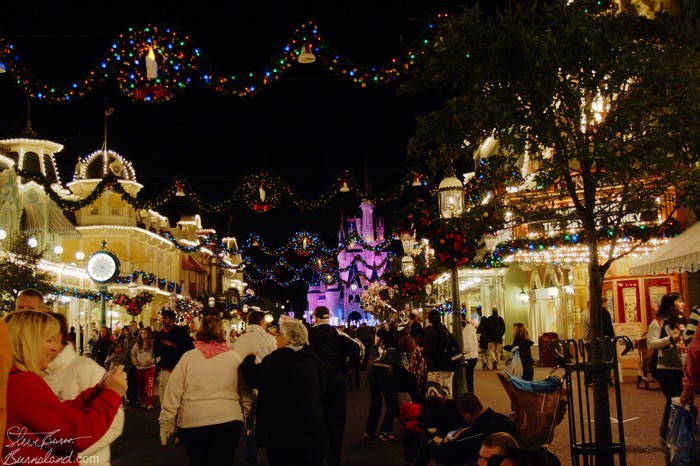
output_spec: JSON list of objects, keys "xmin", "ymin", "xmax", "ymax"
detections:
[{"xmin": 438, "ymin": 166, "xmax": 464, "ymax": 219}]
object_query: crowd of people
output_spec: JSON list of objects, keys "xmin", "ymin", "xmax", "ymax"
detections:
[{"xmin": 2, "ymin": 288, "xmax": 700, "ymax": 465}]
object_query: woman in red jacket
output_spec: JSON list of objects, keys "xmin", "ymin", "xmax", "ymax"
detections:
[{"xmin": 3, "ymin": 310, "xmax": 126, "ymax": 466}]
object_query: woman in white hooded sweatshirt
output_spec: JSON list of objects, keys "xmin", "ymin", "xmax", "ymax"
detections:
[
  {"xmin": 159, "ymin": 315, "xmax": 244, "ymax": 465},
  {"xmin": 42, "ymin": 312, "xmax": 125, "ymax": 465}
]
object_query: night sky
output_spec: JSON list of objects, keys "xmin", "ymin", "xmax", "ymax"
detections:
[{"xmin": 0, "ymin": 1, "xmax": 465, "ymax": 304}]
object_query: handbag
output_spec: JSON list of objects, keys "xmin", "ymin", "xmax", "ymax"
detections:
[
  {"xmin": 665, "ymin": 399, "xmax": 700, "ymax": 466},
  {"xmin": 506, "ymin": 346, "xmax": 524, "ymax": 378}
]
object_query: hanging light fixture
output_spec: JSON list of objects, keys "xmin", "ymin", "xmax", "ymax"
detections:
[
  {"xmin": 298, "ymin": 43, "xmax": 316, "ymax": 64},
  {"xmin": 519, "ymin": 288, "xmax": 529, "ymax": 304},
  {"xmin": 438, "ymin": 165, "xmax": 464, "ymax": 219},
  {"xmin": 412, "ymin": 175, "xmax": 422, "ymax": 187},
  {"xmin": 401, "ymin": 255, "xmax": 416, "ymax": 277},
  {"xmin": 339, "ymin": 180, "xmax": 350, "ymax": 192},
  {"xmin": 547, "ymin": 283, "xmax": 559, "ymax": 299},
  {"xmin": 401, "ymin": 232, "xmax": 415, "ymax": 256}
]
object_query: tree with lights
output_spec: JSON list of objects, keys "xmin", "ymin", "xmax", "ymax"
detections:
[
  {"xmin": 401, "ymin": 0, "xmax": 700, "ymax": 460},
  {"xmin": 0, "ymin": 231, "xmax": 54, "ymax": 313}
]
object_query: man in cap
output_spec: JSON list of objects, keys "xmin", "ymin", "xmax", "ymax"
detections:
[{"xmin": 308, "ymin": 306, "xmax": 360, "ymax": 466}]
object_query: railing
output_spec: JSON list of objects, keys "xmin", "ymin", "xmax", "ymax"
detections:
[{"xmin": 549, "ymin": 336, "xmax": 633, "ymax": 466}]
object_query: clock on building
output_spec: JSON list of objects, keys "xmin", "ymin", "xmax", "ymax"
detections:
[{"xmin": 86, "ymin": 250, "xmax": 120, "ymax": 284}]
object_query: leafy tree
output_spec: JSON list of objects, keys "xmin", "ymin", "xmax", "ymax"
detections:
[
  {"xmin": 0, "ymin": 231, "xmax": 54, "ymax": 314},
  {"xmin": 401, "ymin": 0, "xmax": 700, "ymax": 458}
]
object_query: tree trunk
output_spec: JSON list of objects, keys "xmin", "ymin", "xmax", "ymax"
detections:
[
  {"xmin": 588, "ymin": 239, "xmax": 615, "ymax": 464},
  {"xmin": 452, "ymin": 263, "xmax": 466, "ymax": 397}
]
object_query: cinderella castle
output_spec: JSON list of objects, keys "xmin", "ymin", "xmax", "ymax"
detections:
[{"xmin": 306, "ymin": 199, "xmax": 389, "ymax": 323}]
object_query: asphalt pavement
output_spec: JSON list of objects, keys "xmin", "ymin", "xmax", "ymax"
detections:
[{"xmin": 111, "ymin": 355, "xmax": 667, "ymax": 466}]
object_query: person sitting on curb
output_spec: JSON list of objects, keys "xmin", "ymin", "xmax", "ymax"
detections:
[{"xmin": 429, "ymin": 392, "xmax": 518, "ymax": 466}]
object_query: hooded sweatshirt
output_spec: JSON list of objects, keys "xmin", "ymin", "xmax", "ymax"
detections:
[{"xmin": 159, "ymin": 343, "xmax": 244, "ymax": 431}]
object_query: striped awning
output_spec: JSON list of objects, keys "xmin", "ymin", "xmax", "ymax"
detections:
[
  {"xmin": 629, "ymin": 222, "xmax": 700, "ymax": 275},
  {"xmin": 181, "ymin": 255, "xmax": 208, "ymax": 273},
  {"xmin": 48, "ymin": 206, "xmax": 80, "ymax": 238},
  {"xmin": 22, "ymin": 204, "xmax": 42, "ymax": 230}
]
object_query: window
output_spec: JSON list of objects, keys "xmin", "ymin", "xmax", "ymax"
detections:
[
  {"xmin": 88, "ymin": 206, "xmax": 99, "ymax": 215},
  {"xmin": 111, "ymin": 207, "xmax": 120, "ymax": 215}
]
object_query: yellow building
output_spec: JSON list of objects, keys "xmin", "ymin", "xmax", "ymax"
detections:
[{"xmin": 0, "ymin": 136, "xmax": 245, "ymax": 350}]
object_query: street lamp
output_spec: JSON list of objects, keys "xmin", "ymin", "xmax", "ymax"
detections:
[
  {"xmin": 401, "ymin": 255, "xmax": 415, "ymax": 277},
  {"xmin": 438, "ymin": 166, "xmax": 464, "ymax": 219},
  {"xmin": 519, "ymin": 288, "xmax": 530, "ymax": 305},
  {"xmin": 438, "ymin": 165, "xmax": 466, "ymax": 396}
]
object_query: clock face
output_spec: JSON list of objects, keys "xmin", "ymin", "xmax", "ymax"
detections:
[{"xmin": 86, "ymin": 252, "xmax": 120, "ymax": 284}]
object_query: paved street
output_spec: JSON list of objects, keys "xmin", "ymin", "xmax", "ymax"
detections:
[{"xmin": 112, "ymin": 359, "xmax": 666, "ymax": 465}]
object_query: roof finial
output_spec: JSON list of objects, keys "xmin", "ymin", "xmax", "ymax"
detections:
[{"xmin": 21, "ymin": 93, "xmax": 37, "ymax": 138}]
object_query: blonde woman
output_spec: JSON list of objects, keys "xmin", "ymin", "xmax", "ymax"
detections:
[
  {"xmin": 504, "ymin": 323, "xmax": 535, "ymax": 381},
  {"xmin": 4, "ymin": 310, "xmax": 126, "ymax": 465}
]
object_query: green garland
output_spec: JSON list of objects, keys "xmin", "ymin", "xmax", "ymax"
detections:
[{"xmin": 16, "ymin": 168, "xmax": 434, "ymax": 214}]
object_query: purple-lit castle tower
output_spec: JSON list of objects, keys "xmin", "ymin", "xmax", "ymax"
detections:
[{"xmin": 306, "ymin": 199, "xmax": 388, "ymax": 323}]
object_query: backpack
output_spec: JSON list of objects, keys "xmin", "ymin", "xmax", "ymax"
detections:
[{"xmin": 443, "ymin": 328, "xmax": 465, "ymax": 371}]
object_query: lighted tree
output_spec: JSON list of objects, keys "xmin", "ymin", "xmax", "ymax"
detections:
[
  {"xmin": 0, "ymin": 231, "xmax": 54, "ymax": 314},
  {"xmin": 401, "ymin": 0, "xmax": 700, "ymax": 459}
]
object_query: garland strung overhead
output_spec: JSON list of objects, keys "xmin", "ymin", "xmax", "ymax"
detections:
[
  {"xmin": 241, "ymin": 230, "xmax": 396, "ymax": 287},
  {"xmin": 16, "ymin": 168, "xmax": 432, "ymax": 214},
  {"xmin": 0, "ymin": 16, "xmax": 444, "ymax": 104}
]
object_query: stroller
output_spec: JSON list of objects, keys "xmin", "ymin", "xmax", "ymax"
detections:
[{"xmin": 497, "ymin": 369, "xmax": 568, "ymax": 448}]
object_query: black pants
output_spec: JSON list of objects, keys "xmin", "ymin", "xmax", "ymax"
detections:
[
  {"xmin": 360, "ymin": 341, "xmax": 373, "ymax": 370},
  {"xmin": 464, "ymin": 358, "xmax": 477, "ymax": 393},
  {"xmin": 364, "ymin": 364, "xmax": 399, "ymax": 435},
  {"xmin": 655, "ymin": 368, "xmax": 684, "ymax": 439},
  {"xmin": 322, "ymin": 375, "xmax": 348, "ymax": 466},
  {"xmin": 178, "ymin": 420, "xmax": 242, "ymax": 466},
  {"xmin": 126, "ymin": 367, "xmax": 138, "ymax": 404}
]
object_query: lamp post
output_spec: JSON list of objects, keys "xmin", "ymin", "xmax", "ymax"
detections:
[{"xmin": 438, "ymin": 165, "xmax": 466, "ymax": 396}]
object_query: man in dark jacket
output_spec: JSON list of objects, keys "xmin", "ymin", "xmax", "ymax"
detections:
[
  {"xmin": 421, "ymin": 309, "xmax": 449, "ymax": 373},
  {"xmin": 308, "ymin": 306, "xmax": 360, "ymax": 466},
  {"xmin": 485, "ymin": 308, "xmax": 505, "ymax": 370},
  {"xmin": 408, "ymin": 312, "xmax": 423, "ymax": 342},
  {"xmin": 429, "ymin": 392, "xmax": 518, "ymax": 465},
  {"xmin": 154, "ymin": 310, "xmax": 194, "ymax": 407}
]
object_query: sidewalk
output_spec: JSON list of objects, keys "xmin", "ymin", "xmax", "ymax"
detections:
[{"xmin": 112, "ymin": 360, "xmax": 666, "ymax": 465}]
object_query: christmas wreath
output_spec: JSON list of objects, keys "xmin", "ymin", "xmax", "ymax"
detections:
[{"xmin": 112, "ymin": 291, "xmax": 154, "ymax": 316}]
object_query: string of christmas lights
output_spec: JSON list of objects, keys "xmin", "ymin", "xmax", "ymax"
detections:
[{"xmin": 0, "ymin": 17, "xmax": 444, "ymax": 104}]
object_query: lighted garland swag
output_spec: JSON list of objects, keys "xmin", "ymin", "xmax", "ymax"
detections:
[{"xmin": 0, "ymin": 18, "xmax": 442, "ymax": 104}]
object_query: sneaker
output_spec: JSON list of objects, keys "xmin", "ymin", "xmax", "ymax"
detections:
[
  {"xmin": 379, "ymin": 432, "xmax": 395, "ymax": 442},
  {"xmin": 363, "ymin": 433, "xmax": 375, "ymax": 440}
]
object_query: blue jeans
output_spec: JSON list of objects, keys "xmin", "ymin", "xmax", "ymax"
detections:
[{"xmin": 364, "ymin": 364, "xmax": 399, "ymax": 435}]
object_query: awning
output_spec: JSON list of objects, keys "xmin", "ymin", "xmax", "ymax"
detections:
[
  {"xmin": 181, "ymin": 255, "xmax": 208, "ymax": 273},
  {"xmin": 48, "ymin": 206, "xmax": 80, "ymax": 238},
  {"xmin": 22, "ymin": 204, "xmax": 42, "ymax": 230},
  {"xmin": 629, "ymin": 222, "xmax": 700, "ymax": 275}
]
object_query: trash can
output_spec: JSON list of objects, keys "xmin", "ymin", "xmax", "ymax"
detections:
[{"xmin": 538, "ymin": 332, "xmax": 559, "ymax": 367}]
